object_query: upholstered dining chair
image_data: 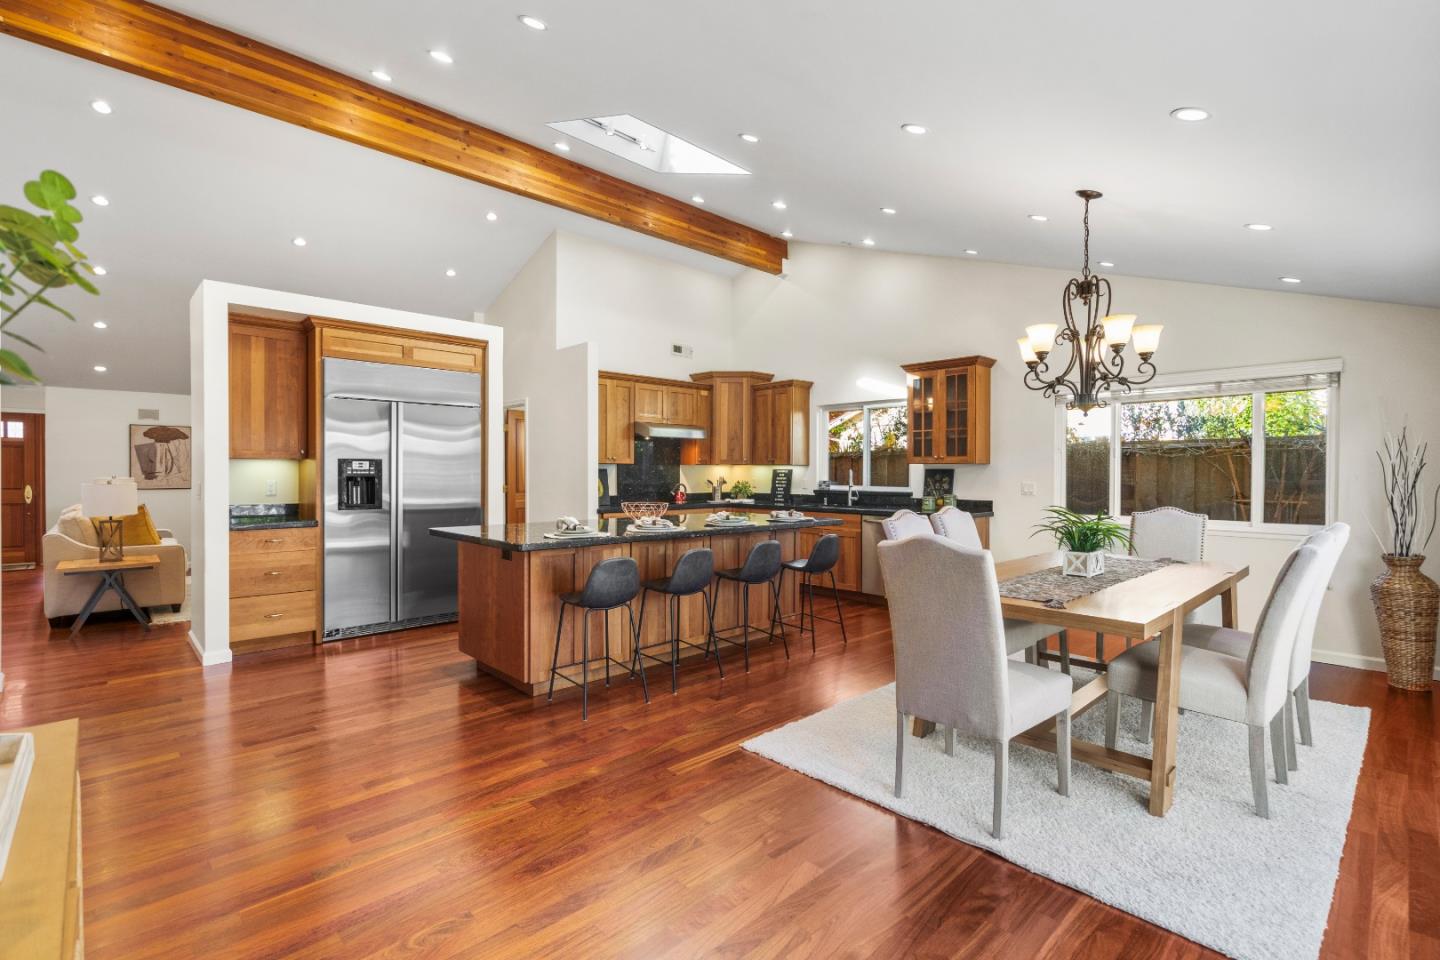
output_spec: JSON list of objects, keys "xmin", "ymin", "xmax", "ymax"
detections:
[
  {"xmin": 1182, "ymin": 523, "xmax": 1349, "ymax": 769},
  {"xmin": 879, "ymin": 534, "xmax": 1073, "ymax": 839},
  {"xmin": 1103, "ymin": 541, "xmax": 1327, "ymax": 817},
  {"xmin": 1114, "ymin": 507, "xmax": 1220, "ymax": 675},
  {"xmin": 930, "ymin": 506, "xmax": 1072, "ymax": 674},
  {"xmin": 880, "ymin": 509, "xmax": 933, "ymax": 542}
]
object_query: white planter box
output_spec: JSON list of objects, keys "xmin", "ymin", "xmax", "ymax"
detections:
[{"xmin": 1062, "ymin": 549, "xmax": 1107, "ymax": 578}]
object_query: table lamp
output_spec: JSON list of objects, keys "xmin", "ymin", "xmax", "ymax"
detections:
[{"xmin": 81, "ymin": 477, "xmax": 138, "ymax": 563}]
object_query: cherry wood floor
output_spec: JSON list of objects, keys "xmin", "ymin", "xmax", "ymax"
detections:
[{"xmin": 2, "ymin": 568, "xmax": 1437, "ymax": 959}]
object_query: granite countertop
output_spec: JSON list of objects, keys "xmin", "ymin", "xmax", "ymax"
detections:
[
  {"xmin": 229, "ymin": 504, "xmax": 317, "ymax": 531},
  {"xmin": 432, "ymin": 511, "xmax": 842, "ymax": 552},
  {"xmin": 601, "ymin": 495, "xmax": 994, "ymax": 519},
  {"xmin": 229, "ymin": 517, "xmax": 319, "ymax": 531}
]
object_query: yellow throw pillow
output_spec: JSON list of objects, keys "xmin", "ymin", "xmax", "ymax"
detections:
[{"xmin": 93, "ymin": 503, "xmax": 163, "ymax": 546}]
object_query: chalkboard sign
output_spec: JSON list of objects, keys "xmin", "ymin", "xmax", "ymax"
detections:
[{"xmin": 771, "ymin": 469, "xmax": 793, "ymax": 505}]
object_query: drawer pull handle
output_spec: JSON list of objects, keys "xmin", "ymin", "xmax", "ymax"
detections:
[
  {"xmin": 264, "ymin": 613, "xmax": 285, "ymax": 619},
  {"xmin": 265, "ymin": 571, "xmax": 283, "ymax": 576},
  {"xmin": 263, "ymin": 538, "xmax": 284, "ymax": 543}
]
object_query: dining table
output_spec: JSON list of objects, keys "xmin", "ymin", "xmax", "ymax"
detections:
[{"xmin": 913, "ymin": 550, "xmax": 1249, "ymax": 817}]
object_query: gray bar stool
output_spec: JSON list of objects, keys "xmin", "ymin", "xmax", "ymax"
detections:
[
  {"xmin": 546, "ymin": 556, "xmax": 649, "ymax": 720},
  {"xmin": 631, "ymin": 547, "xmax": 722, "ymax": 692},
  {"xmin": 712, "ymin": 539, "xmax": 789, "ymax": 671},
  {"xmin": 781, "ymin": 532, "xmax": 848, "ymax": 652}
]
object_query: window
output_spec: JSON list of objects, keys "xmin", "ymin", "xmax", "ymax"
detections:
[
  {"xmin": 827, "ymin": 401, "xmax": 908, "ymax": 488},
  {"xmin": 1059, "ymin": 365, "xmax": 1337, "ymax": 529},
  {"xmin": 3, "ymin": 420, "xmax": 23, "ymax": 439}
]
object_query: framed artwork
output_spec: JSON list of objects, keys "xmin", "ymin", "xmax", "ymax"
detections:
[{"xmin": 130, "ymin": 424, "xmax": 192, "ymax": 490}]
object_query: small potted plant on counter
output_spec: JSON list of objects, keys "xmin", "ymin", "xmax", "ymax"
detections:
[
  {"xmin": 1033, "ymin": 506, "xmax": 1131, "ymax": 577},
  {"xmin": 729, "ymin": 480, "xmax": 754, "ymax": 502}
]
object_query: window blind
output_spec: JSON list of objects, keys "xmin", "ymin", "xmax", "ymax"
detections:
[{"xmin": 1054, "ymin": 368, "xmax": 1340, "ymax": 406}]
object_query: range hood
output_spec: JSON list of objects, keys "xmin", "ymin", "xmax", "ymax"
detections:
[{"xmin": 635, "ymin": 422, "xmax": 707, "ymax": 440}]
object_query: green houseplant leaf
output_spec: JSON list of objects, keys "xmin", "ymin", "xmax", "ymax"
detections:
[{"xmin": 1031, "ymin": 506, "xmax": 1132, "ymax": 553}]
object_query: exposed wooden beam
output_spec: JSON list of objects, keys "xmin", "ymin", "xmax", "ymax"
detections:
[{"xmin": 0, "ymin": 0, "xmax": 788, "ymax": 273}]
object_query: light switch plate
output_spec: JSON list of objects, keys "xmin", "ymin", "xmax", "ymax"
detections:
[{"xmin": 266, "ymin": 479, "xmax": 278, "ymax": 497}]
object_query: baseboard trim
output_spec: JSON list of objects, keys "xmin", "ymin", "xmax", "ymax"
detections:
[
  {"xmin": 1312, "ymin": 647, "xmax": 1440, "ymax": 682},
  {"xmin": 186, "ymin": 630, "xmax": 233, "ymax": 667}
]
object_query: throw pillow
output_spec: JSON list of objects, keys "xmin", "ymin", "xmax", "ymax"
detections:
[
  {"xmin": 92, "ymin": 503, "xmax": 163, "ymax": 546},
  {"xmin": 58, "ymin": 504, "xmax": 101, "ymax": 547}
]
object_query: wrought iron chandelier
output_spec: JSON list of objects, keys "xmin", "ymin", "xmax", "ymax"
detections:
[{"xmin": 1017, "ymin": 189, "xmax": 1163, "ymax": 413}]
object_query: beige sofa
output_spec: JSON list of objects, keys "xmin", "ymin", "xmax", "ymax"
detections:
[{"xmin": 43, "ymin": 504, "xmax": 188, "ymax": 627}]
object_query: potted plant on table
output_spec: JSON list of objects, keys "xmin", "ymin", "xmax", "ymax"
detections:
[
  {"xmin": 1033, "ymin": 506, "xmax": 1131, "ymax": 578},
  {"xmin": 1371, "ymin": 428, "xmax": 1439, "ymax": 691}
]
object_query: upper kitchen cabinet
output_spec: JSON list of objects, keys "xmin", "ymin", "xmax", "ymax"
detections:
[
  {"xmin": 634, "ymin": 381, "xmax": 702, "ymax": 426},
  {"xmin": 900, "ymin": 356, "xmax": 994, "ymax": 464},
  {"xmin": 598, "ymin": 375, "xmax": 635, "ymax": 465},
  {"xmin": 689, "ymin": 371, "xmax": 771, "ymax": 464},
  {"xmin": 230, "ymin": 316, "xmax": 308, "ymax": 459},
  {"xmin": 751, "ymin": 380, "xmax": 813, "ymax": 466},
  {"xmin": 313, "ymin": 320, "xmax": 485, "ymax": 374}
]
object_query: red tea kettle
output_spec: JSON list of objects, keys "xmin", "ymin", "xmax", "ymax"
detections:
[{"xmin": 672, "ymin": 482, "xmax": 688, "ymax": 504}]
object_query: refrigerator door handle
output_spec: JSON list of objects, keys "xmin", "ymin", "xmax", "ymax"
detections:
[{"xmin": 391, "ymin": 401, "xmax": 402, "ymax": 625}]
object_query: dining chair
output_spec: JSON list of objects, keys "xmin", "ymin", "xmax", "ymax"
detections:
[
  {"xmin": 1117, "ymin": 508, "xmax": 1220, "ymax": 671},
  {"xmin": 881, "ymin": 509, "xmax": 933, "ymax": 541},
  {"xmin": 879, "ymin": 534, "xmax": 1073, "ymax": 839},
  {"xmin": 1103, "ymin": 541, "xmax": 1326, "ymax": 817},
  {"xmin": 1181, "ymin": 523, "xmax": 1349, "ymax": 769},
  {"xmin": 928, "ymin": 506, "xmax": 1072, "ymax": 673}
]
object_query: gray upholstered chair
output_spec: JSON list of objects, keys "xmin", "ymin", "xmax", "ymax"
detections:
[
  {"xmin": 1104, "ymin": 541, "xmax": 1327, "ymax": 817},
  {"xmin": 881, "ymin": 509, "xmax": 933, "ymax": 541},
  {"xmin": 878, "ymin": 534, "xmax": 1073, "ymax": 838},
  {"xmin": 927, "ymin": 506, "xmax": 1071, "ymax": 673},
  {"xmin": 1182, "ymin": 523, "xmax": 1349, "ymax": 769}
]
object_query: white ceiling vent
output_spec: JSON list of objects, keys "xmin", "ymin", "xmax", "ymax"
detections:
[{"xmin": 547, "ymin": 115, "xmax": 749, "ymax": 176}]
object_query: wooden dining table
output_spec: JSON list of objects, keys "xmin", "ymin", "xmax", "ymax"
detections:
[{"xmin": 914, "ymin": 550, "xmax": 1249, "ymax": 817}]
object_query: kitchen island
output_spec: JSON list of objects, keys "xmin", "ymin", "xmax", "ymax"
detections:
[{"xmin": 431, "ymin": 513, "xmax": 842, "ymax": 695}]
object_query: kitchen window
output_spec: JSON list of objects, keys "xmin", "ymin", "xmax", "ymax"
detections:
[
  {"xmin": 1059, "ymin": 362, "xmax": 1338, "ymax": 530},
  {"xmin": 826, "ymin": 401, "xmax": 908, "ymax": 489}
]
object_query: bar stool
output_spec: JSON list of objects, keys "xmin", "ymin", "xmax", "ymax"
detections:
[
  {"xmin": 781, "ymin": 533, "xmax": 848, "ymax": 652},
  {"xmin": 546, "ymin": 556, "xmax": 649, "ymax": 720},
  {"xmin": 631, "ymin": 548, "xmax": 722, "ymax": 692},
  {"xmin": 712, "ymin": 539, "xmax": 789, "ymax": 671}
]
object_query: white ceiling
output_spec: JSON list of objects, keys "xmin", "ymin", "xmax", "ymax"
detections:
[{"xmin": 4, "ymin": 0, "xmax": 1439, "ymax": 392}]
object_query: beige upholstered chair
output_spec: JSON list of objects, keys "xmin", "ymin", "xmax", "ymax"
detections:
[
  {"xmin": 879, "ymin": 534, "xmax": 1072, "ymax": 838},
  {"xmin": 42, "ymin": 504, "xmax": 188, "ymax": 626},
  {"xmin": 1104, "ymin": 541, "xmax": 1327, "ymax": 817},
  {"xmin": 926, "ymin": 506, "xmax": 1071, "ymax": 673},
  {"xmin": 880, "ymin": 509, "xmax": 932, "ymax": 542}
]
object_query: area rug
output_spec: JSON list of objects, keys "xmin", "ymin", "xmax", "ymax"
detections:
[
  {"xmin": 743, "ymin": 678, "xmax": 1369, "ymax": 960},
  {"xmin": 149, "ymin": 577, "xmax": 191, "ymax": 626}
]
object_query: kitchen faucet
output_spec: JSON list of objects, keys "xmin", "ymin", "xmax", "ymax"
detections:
[
  {"xmin": 847, "ymin": 467, "xmax": 858, "ymax": 506},
  {"xmin": 708, "ymin": 476, "xmax": 727, "ymax": 500}
]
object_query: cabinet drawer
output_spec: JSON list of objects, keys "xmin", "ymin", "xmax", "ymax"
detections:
[
  {"xmin": 230, "ymin": 591, "xmax": 317, "ymax": 642},
  {"xmin": 231, "ymin": 549, "xmax": 316, "ymax": 598},
  {"xmin": 230, "ymin": 527, "xmax": 317, "ymax": 554}
]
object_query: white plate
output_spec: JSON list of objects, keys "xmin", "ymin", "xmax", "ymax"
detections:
[
  {"xmin": 544, "ymin": 529, "xmax": 598, "ymax": 540},
  {"xmin": 768, "ymin": 516, "xmax": 808, "ymax": 522},
  {"xmin": 626, "ymin": 524, "xmax": 676, "ymax": 534}
]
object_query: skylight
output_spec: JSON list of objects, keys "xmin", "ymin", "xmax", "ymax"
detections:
[{"xmin": 546, "ymin": 114, "xmax": 750, "ymax": 176}]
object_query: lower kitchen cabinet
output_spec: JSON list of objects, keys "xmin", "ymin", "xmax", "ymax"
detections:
[{"xmin": 797, "ymin": 512, "xmax": 862, "ymax": 592}]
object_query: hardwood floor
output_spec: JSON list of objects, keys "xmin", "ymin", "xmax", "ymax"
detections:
[{"xmin": 2, "ymin": 568, "xmax": 1436, "ymax": 959}]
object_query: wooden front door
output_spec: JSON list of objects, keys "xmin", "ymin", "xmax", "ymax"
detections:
[
  {"xmin": 1, "ymin": 412, "xmax": 45, "ymax": 566},
  {"xmin": 505, "ymin": 408, "xmax": 527, "ymax": 525}
]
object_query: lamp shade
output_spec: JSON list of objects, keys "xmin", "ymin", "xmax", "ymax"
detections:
[
  {"xmin": 1131, "ymin": 324, "xmax": 1164, "ymax": 355},
  {"xmin": 81, "ymin": 477, "xmax": 138, "ymax": 518}
]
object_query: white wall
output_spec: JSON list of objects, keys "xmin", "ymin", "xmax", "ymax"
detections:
[{"xmin": 733, "ymin": 241, "xmax": 1440, "ymax": 670}]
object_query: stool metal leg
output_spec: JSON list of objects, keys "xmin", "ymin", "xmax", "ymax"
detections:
[
  {"xmin": 770, "ymin": 580, "xmax": 790, "ymax": 659},
  {"xmin": 604, "ymin": 612, "xmax": 612, "ymax": 688},
  {"xmin": 630, "ymin": 589, "xmax": 649, "ymax": 677},
  {"xmin": 804, "ymin": 572, "xmax": 816, "ymax": 653},
  {"xmin": 703, "ymin": 588, "xmax": 723, "ymax": 678},
  {"xmin": 627, "ymin": 602, "xmax": 649, "ymax": 703},
  {"xmin": 830, "ymin": 571, "xmax": 848, "ymax": 645},
  {"xmin": 741, "ymin": 583, "xmax": 751, "ymax": 671},
  {"xmin": 670, "ymin": 593, "xmax": 680, "ymax": 694},
  {"xmin": 547, "ymin": 602, "xmax": 568, "ymax": 703},
  {"xmin": 581, "ymin": 612, "xmax": 591, "ymax": 721}
]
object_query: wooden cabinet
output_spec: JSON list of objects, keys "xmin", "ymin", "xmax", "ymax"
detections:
[
  {"xmin": 798, "ymin": 513, "xmax": 862, "ymax": 592},
  {"xmin": 633, "ymin": 382, "xmax": 666, "ymax": 422},
  {"xmin": 230, "ymin": 317, "xmax": 308, "ymax": 458},
  {"xmin": 900, "ymin": 356, "xmax": 994, "ymax": 464},
  {"xmin": 751, "ymin": 380, "xmax": 812, "ymax": 466},
  {"xmin": 690, "ymin": 371, "xmax": 778, "ymax": 465},
  {"xmin": 634, "ymin": 383, "xmax": 701, "ymax": 426},
  {"xmin": 598, "ymin": 376, "xmax": 635, "ymax": 465},
  {"xmin": 316, "ymin": 323, "xmax": 484, "ymax": 374},
  {"xmin": 664, "ymin": 386, "xmax": 700, "ymax": 426},
  {"xmin": 230, "ymin": 527, "xmax": 318, "ymax": 653}
]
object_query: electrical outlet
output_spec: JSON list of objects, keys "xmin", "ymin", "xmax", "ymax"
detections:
[
  {"xmin": 1020, "ymin": 480, "xmax": 1038, "ymax": 496},
  {"xmin": 266, "ymin": 479, "xmax": 278, "ymax": 497}
]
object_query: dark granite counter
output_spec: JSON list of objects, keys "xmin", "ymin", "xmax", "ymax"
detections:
[
  {"xmin": 432, "ymin": 511, "xmax": 841, "ymax": 553},
  {"xmin": 601, "ymin": 495, "xmax": 994, "ymax": 519},
  {"xmin": 229, "ymin": 503, "xmax": 318, "ymax": 531},
  {"xmin": 229, "ymin": 517, "xmax": 319, "ymax": 531}
]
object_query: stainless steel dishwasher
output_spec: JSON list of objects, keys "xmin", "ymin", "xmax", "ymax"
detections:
[{"xmin": 860, "ymin": 515, "xmax": 888, "ymax": 596}]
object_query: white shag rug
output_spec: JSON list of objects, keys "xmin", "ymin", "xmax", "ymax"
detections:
[{"xmin": 743, "ymin": 679, "xmax": 1369, "ymax": 960}]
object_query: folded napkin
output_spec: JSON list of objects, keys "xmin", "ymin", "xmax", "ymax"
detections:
[
  {"xmin": 555, "ymin": 516, "xmax": 585, "ymax": 532},
  {"xmin": 637, "ymin": 517, "xmax": 675, "ymax": 528},
  {"xmin": 770, "ymin": 509, "xmax": 804, "ymax": 519}
]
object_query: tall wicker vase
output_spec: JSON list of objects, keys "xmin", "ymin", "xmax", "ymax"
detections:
[{"xmin": 1371, "ymin": 555, "xmax": 1439, "ymax": 691}]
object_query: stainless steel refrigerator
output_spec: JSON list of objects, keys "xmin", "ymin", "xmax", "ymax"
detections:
[{"xmin": 323, "ymin": 357, "xmax": 483, "ymax": 639}]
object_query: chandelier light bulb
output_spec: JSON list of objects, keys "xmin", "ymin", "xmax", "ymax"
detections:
[
  {"xmin": 1025, "ymin": 324, "xmax": 1058, "ymax": 357},
  {"xmin": 1017, "ymin": 337, "xmax": 1039, "ymax": 366}
]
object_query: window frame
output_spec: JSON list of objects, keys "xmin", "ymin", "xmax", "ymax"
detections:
[
  {"xmin": 1054, "ymin": 360, "xmax": 1340, "ymax": 535},
  {"xmin": 821, "ymin": 399, "xmax": 912, "ymax": 492}
]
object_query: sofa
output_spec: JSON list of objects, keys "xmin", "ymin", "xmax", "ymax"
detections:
[{"xmin": 42, "ymin": 504, "xmax": 188, "ymax": 627}]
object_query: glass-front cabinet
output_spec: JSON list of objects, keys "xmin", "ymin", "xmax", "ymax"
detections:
[{"xmin": 900, "ymin": 355, "xmax": 994, "ymax": 464}]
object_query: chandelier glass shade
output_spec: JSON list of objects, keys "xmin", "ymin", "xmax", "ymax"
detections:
[{"xmin": 1018, "ymin": 190, "xmax": 1163, "ymax": 412}]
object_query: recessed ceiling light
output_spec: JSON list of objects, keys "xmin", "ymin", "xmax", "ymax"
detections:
[
  {"xmin": 1245, "ymin": 223, "xmax": 1273, "ymax": 231},
  {"xmin": 900, "ymin": 123, "xmax": 927, "ymax": 135},
  {"xmin": 554, "ymin": 141, "xmax": 570, "ymax": 152},
  {"xmin": 771, "ymin": 199, "xmax": 787, "ymax": 210},
  {"xmin": 861, "ymin": 237, "xmax": 876, "ymax": 247},
  {"xmin": 445, "ymin": 268, "xmax": 457, "ymax": 278},
  {"xmin": 1028, "ymin": 214, "xmax": 1048, "ymax": 222},
  {"xmin": 518, "ymin": 14, "xmax": 547, "ymax": 30},
  {"xmin": 93, "ymin": 365, "xmax": 107, "ymax": 373},
  {"xmin": 1098, "ymin": 260, "xmax": 1115, "ymax": 268},
  {"xmin": 90, "ymin": 194, "xmax": 109, "ymax": 206},
  {"xmin": 1169, "ymin": 106, "xmax": 1210, "ymax": 122},
  {"xmin": 428, "ymin": 49, "xmax": 454, "ymax": 65},
  {"xmin": 370, "ymin": 69, "xmax": 393, "ymax": 83},
  {"xmin": 1279, "ymin": 276, "xmax": 1302, "ymax": 284},
  {"xmin": 739, "ymin": 133, "xmax": 760, "ymax": 143},
  {"xmin": 93, "ymin": 320, "xmax": 108, "ymax": 329},
  {"xmin": 691, "ymin": 195, "xmax": 705, "ymax": 204},
  {"xmin": 92, "ymin": 265, "xmax": 107, "ymax": 276},
  {"xmin": 880, "ymin": 207, "xmax": 897, "ymax": 215},
  {"xmin": 292, "ymin": 236, "xmax": 307, "ymax": 247},
  {"xmin": 781, "ymin": 229, "xmax": 793, "ymax": 239},
  {"xmin": 90, "ymin": 99, "xmax": 112, "ymax": 115},
  {"xmin": 485, "ymin": 211, "xmax": 498, "ymax": 222},
  {"xmin": 963, "ymin": 249, "xmax": 978, "ymax": 255}
]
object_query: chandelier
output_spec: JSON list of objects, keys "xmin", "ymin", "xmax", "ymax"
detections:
[{"xmin": 1017, "ymin": 189, "xmax": 1163, "ymax": 413}]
